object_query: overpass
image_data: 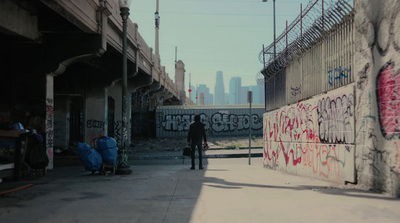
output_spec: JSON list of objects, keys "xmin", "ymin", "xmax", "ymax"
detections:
[{"xmin": 0, "ymin": 0, "xmax": 190, "ymax": 168}]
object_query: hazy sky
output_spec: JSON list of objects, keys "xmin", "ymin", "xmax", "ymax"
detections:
[{"xmin": 129, "ymin": 0, "xmax": 312, "ymax": 94}]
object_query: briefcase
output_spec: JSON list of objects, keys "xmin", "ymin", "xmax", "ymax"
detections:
[{"xmin": 183, "ymin": 146, "xmax": 191, "ymax": 156}]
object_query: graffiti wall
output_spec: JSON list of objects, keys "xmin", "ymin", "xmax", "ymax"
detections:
[
  {"xmin": 355, "ymin": 0, "xmax": 400, "ymax": 196},
  {"xmin": 263, "ymin": 84, "xmax": 355, "ymax": 183},
  {"xmin": 156, "ymin": 107, "xmax": 265, "ymax": 138}
]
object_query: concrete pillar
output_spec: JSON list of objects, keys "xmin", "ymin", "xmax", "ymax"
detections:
[
  {"xmin": 354, "ymin": 0, "xmax": 400, "ymax": 196},
  {"xmin": 108, "ymin": 82, "xmax": 124, "ymax": 147},
  {"xmin": 84, "ymin": 86, "xmax": 107, "ymax": 146},
  {"xmin": 45, "ymin": 74, "xmax": 55, "ymax": 169},
  {"xmin": 54, "ymin": 95, "xmax": 70, "ymax": 152}
]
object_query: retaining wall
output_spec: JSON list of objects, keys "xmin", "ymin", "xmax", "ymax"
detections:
[
  {"xmin": 263, "ymin": 84, "xmax": 355, "ymax": 184},
  {"xmin": 156, "ymin": 106, "xmax": 264, "ymax": 138}
]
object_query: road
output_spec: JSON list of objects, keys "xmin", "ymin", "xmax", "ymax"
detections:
[{"xmin": 0, "ymin": 157, "xmax": 399, "ymax": 223}]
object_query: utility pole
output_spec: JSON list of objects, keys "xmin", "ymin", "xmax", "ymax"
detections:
[
  {"xmin": 117, "ymin": 0, "xmax": 132, "ymax": 175},
  {"xmin": 189, "ymin": 73, "xmax": 192, "ymax": 100},
  {"xmin": 248, "ymin": 91, "xmax": 253, "ymax": 165},
  {"xmin": 175, "ymin": 46, "xmax": 177, "ymax": 68},
  {"xmin": 155, "ymin": 0, "xmax": 160, "ymax": 55},
  {"xmin": 262, "ymin": 0, "xmax": 276, "ymax": 60}
]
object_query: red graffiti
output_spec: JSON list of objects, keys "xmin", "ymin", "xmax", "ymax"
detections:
[
  {"xmin": 263, "ymin": 102, "xmax": 348, "ymax": 182},
  {"xmin": 377, "ymin": 61, "xmax": 400, "ymax": 139}
]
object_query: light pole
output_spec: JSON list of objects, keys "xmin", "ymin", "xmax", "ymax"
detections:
[
  {"xmin": 262, "ymin": 0, "xmax": 276, "ymax": 60},
  {"xmin": 118, "ymin": 0, "xmax": 132, "ymax": 175},
  {"xmin": 155, "ymin": 0, "xmax": 160, "ymax": 55}
]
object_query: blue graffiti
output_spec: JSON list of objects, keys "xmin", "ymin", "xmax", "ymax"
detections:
[{"xmin": 328, "ymin": 66, "xmax": 351, "ymax": 86}]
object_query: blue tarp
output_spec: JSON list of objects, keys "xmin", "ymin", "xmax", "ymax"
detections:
[
  {"xmin": 78, "ymin": 143, "xmax": 102, "ymax": 171},
  {"xmin": 96, "ymin": 137, "xmax": 118, "ymax": 165}
]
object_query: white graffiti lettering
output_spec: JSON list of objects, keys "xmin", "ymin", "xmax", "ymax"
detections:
[{"xmin": 317, "ymin": 94, "xmax": 354, "ymax": 144}]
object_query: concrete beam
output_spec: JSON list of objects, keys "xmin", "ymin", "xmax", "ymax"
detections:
[{"xmin": 0, "ymin": 0, "xmax": 39, "ymax": 41}]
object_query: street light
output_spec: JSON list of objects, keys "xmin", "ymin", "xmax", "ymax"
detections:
[
  {"xmin": 262, "ymin": 0, "xmax": 276, "ymax": 60},
  {"xmin": 118, "ymin": 0, "xmax": 132, "ymax": 175},
  {"xmin": 155, "ymin": 0, "xmax": 160, "ymax": 55}
]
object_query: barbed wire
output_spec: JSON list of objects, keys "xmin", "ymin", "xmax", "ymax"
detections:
[{"xmin": 257, "ymin": 0, "xmax": 354, "ymax": 84}]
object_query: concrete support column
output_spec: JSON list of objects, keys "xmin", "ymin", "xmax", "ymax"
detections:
[
  {"xmin": 84, "ymin": 87, "xmax": 108, "ymax": 145},
  {"xmin": 108, "ymin": 82, "xmax": 124, "ymax": 147},
  {"xmin": 149, "ymin": 87, "xmax": 166, "ymax": 111},
  {"xmin": 104, "ymin": 87, "xmax": 109, "ymax": 136},
  {"xmin": 45, "ymin": 74, "xmax": 55, "ymax": 169},
  {"xmin": 54, "ymin": 95, "xmax": 71, "ymax": 152}
]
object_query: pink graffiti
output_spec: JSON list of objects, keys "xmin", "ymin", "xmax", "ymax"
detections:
[{"xmin": 377, "ymin": 61, "xmax": 400, "ymax": 139}]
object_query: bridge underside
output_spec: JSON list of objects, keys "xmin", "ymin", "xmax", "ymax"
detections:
[{"xmin": 0, "ymin": 0, "xmax": 182, "ymax": 170}]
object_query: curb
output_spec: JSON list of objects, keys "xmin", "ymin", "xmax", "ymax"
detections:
[{"xmin": 135, "ymin": 153, "xmax": 263, "ymax": 160}]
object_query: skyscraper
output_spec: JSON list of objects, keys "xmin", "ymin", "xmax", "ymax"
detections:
[
  {"xmin": 189, "ymin": 84, "xmax": 197, "ymax": 103},
  {"xmin": 214, "ymin": 71, "xmax": 225, "ymax": 105},
  {"xmin": 229, "ymin": 77, "xmax": 241, "ymax": 105},
  {"xmin": 197, "ymin": 84, "xmax": 213, "ymax": 105},
  {"xmin": 250, "ymin": 86, "xmax": 260, "ymax": 104},
  {"xmin": 240, "ymin": 86, "xmax": 249, "ymax": 105}
]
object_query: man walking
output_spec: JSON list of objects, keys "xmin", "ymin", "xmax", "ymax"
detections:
[{"xmin": 187, "ymin": 114, "xmax": 207, "ymax": 170}]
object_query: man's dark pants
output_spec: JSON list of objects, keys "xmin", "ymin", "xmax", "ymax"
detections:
[{"xmin": 190, "ymin": 141, "xmax": 203, "ymax": 168}]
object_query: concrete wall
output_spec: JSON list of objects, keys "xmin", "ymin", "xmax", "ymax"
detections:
[
  {"xmin": 156, "ymin": 106, "xmax": 265, "ymax": 138},
  {"xmin": 263, "ymin": 84, "xmax": 355, "ymax": 184},
  {"xmin": 354, "ymin": 0, "xmax": 400, "ymax": 196},
  {"xmin": 262, "ymin": 0, "xmax": 400, "ymax": 196}
]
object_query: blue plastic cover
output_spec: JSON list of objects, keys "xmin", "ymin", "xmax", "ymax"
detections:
[
  {"xmin": 78, "ymin": 143, "xmax": 102, "ymax": 171},
  {"xmin": 96, "ymin": 137, "xmax": 117, "ymax": 150},
  {"xmin": 99, "ymin": 148, "xmax": 118, "ymax": 165},
  {"xmin": 12, "ymin": 122, "xmax": 25, "ymax": 131},
  {"xmin": 95, "ymin": 137, "xmax": 118, "ymax": 164}
]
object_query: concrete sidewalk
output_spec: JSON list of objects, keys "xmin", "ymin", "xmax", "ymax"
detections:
[{"xmin": 1, "ymin": 158, "xmax": 400, "ymax": 223}]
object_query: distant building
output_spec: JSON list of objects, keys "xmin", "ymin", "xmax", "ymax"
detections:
[
  {"xmin": 248, "ymin": 84, "xmax": 265, "ymax": 104},
  {"xmin": 258, "ymin": 83, "xmax": 265, "ymax": 104},
  {"xmin": 189, "ymin": 84, "xmax": 197, "ymax": 103},
  {"xmin": 225, "ymin": 93, "xmax": 229, "ymax": 105},
  {"xmin": 249, "ymin": 86, "xmax": 259, "ymax": 104},
  {"xmin": 197, "ymin": 84, "xmax": 213, "ymax": 105},
  {"xmin": 240, "ymin": 86, "xmax": 249, "ymax": 105},
  {"xmin": 214, "ymin": 71, "xmax": 225, "ymax": 105},
  {"xmin": 229, "ymin": 77, "xmax": 241, "ymax": 105},
  {"xmin": 175, "ymin": 60, "xmax": 185, "ymax": 100}
]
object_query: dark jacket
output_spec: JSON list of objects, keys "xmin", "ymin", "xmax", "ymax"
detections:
[{"xmin": 187, "ymin": 120, "xmax": 207, "ymax": 143}]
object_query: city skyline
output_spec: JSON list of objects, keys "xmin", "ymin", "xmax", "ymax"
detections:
[
  {"xmin": 129, "ymin": 0, "xmax": 312, "ymax": 95},
  {"xmin": 189, "ymin": 74, "xmax": 264, "ymax": 105},
  {"xmin": 214, "ymin": 71, "xmax": 225, "ymax": 105}
]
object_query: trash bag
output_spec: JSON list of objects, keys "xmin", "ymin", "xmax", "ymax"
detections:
[
  {"xmin": 96, "ymin": 137, "xmax": 118, "ymax": 165},
  {"xmin": 78, "ymin": 143, "xmax": 102, "ymax": 171},
  {"xmin": 24, "ymin": 133, "xmax": 49, "ymax": 169}
]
